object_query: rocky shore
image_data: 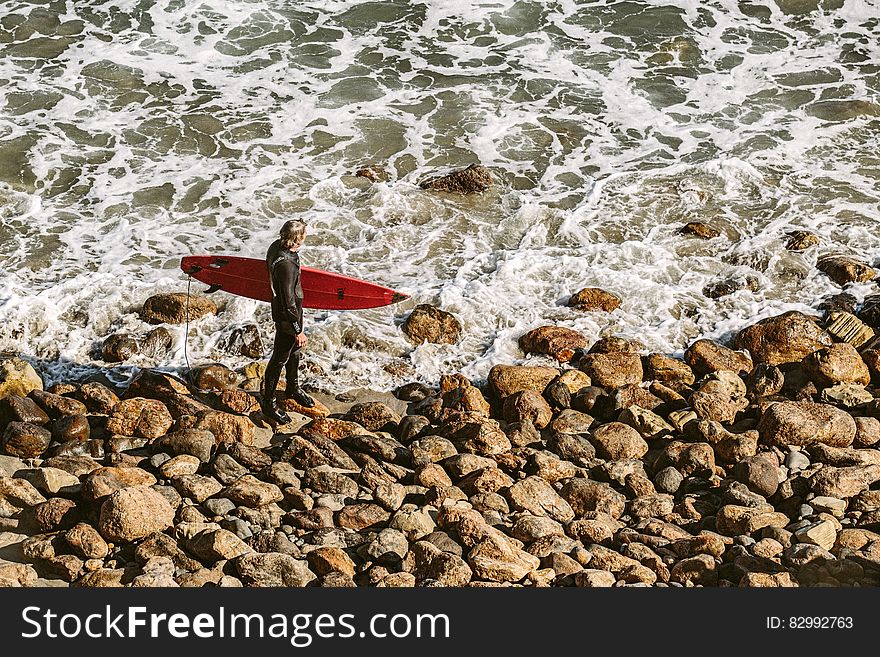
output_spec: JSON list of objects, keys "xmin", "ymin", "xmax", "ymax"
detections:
[{"xmin": 4, "ymin": 243, "xmax": 880, "ymax": 587}]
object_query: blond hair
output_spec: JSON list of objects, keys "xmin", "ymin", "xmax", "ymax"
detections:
[{"xmin": 280, "ymin": 219, "xmax": 306, "ymax": 249}]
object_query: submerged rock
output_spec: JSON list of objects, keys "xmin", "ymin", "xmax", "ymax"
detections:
[
  {"xmin": 418, "ymin": 164, "xmax": 493, "ymax": 194},
  {"xmin": 402, "ymin": 305, "xmax": 462, "ymax": 345},
  {"xmin": 141, "ymin": 293, "xmax": 217, "ymax": 325}
]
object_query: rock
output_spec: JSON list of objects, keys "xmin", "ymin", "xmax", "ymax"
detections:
[
  {"xmin": 740, "ymin": 572, "xmax": 798, "ymax": 587},
  {"xmin": 419, "ymin": 164, "xmax": 492, "ymax": 194},
  {"xmin": 194, "ymin": 411, "xmax": 255, "ymax": 445},
  {"xmin": 568, "ymin": 287, "xmax": 621, "ymax": 312},
  {"xmin": 506, "ymin": 476, "xmax": 575, "ymax": 522},
  {"xmin": 858, "ymin": 295, "xmax": 880, "ymax": 329},
  {"xmin": 401, "ymin": 305, "xmax": 462, "ymax": 345},
  {"xmin": 654, "ymin": 467, "xmax": 683, "ymax": 494},
  {"xmin": 578, "ymin": 352, "xmax": 643, "ymax": 388},
  {"xmin": 0, "ymin": 562, "xmax": 39, "ymax": 587},
  {"xmin": 33, "ymin": 497, "xmax": 79, "ymax": 531},
  {"xmin": 106, "ymin": 398, "xmax": 173, "ymax": 440},
  {"xmin": 488, "ymin": 364, "xmax": 559, "ymax": 398},
  {"xmin": 817, "ymin": 255, "xmax": 875, "ymax": 286},
  {"xmin": 337, "ymin": 503, "xmax": 391, "ymax": 531},
  {"xmin": 733, "ymin": 456, "xmax": 779, "ymax": 498},
  {"xmin": 703, "ymin": 275, "xmax": 760, "ymax": 300},
  {"xmin": 442, "ymin": 384, "xmax": 491, "ymax": 416},
  {"xmin": 98, "ymin": 486, "xmax": 175, "ymax": 542},
  {"xmin": 71, "ymin": 382, "xmax": 119, "ymax": 415},
  {"xmin": 354, "ymin": 164, "xmax": 389, "ymax": 182},
  {"xmin": 560, "ymin": 479, "xmax": 626, "ymax": 519},
  {"xmin": 441, "ymin": 414, "xmax": 511, "ymax": 456},
  {"xmin": 52, "ymin": 414, "xmax": 90, "ymax": 442},
  {"xmin": 591, "ymin": 422, "xmax": 648, "ymax": 460},
  {"xmin": 785, "ymin": 230, "xmax": 819, "ymax": 251},
  {"xmin": 192, "ymin": 364, "xmax": 238, "ymax": 391},
  {"xmin": 502, "ymin": 390, "xmax": 552, "ymax": 429},
  {"xmin": 21, "ymin": 467, "xmax": 80, "ymax": 495},
  {"xmin": 658, "ymin": 441, "xmax": 715, "ymax": 476},
  {"xmin": 825, "ymin": 312, "xmax": 874, "ymax": 349},
  {"xmin": 188, "ymin": 528, "xmax": 252, "ymax": 562},
  {"xmin": 854, "ymin": 417, "xmax": 880, "ymax": 447},
  {"xmin": 548, "ymin": 409, "xmax": 593, "ymax": 436},
  {"xmin": 141, "ymin": 327, "xmax": 173, "ymax": 359},
  {"xmin": 141, "ymin": 293, "xmax": 217, "ymax": 325},
  {"xmin": 735, "ymin": 311, "xmax": 832, "ymax": 366},
  {"xmin": 307, "ymin": 547, "xmax": 356, "ymax": 577},
  {"xmin": 810, "ymin": 464, "xmax": 880, "ymax": 498},
  {"xmin": 618, "ymin": 405, "xmax": 673, "ymax": 440},
  {"xmin": 684, "ymin": 339, "xmax": 752, "ymax": 377},
  {"xmin": 223, "ymin": 475, "xmax": 283, "ymax": 507},
  {"xmin": 820, "ymin": 383, "xmax": 873, "ymax": 407},
  {"xmin": 512, "ymin": 515, "xmax": 565, "ymax": 542},
  {"xmin": 410, "ymin": 436, "xmax": 458, "ymax": 466},
  {"xmin": 367, "ymin": 528, "xmax": 410, "ymax": 563},
  {"xmin": 101, "ymin": 333, "xmax": 139, "ymax": 362},
  {"xmin": 0, "ymin": 358, "xmax": 43, "ymax": 399},
  {"xmin": 589, "ymin": 337, "xmax": 644, "ymax": 354},
  {"xmin": 746, "ymin": 364, "xmax": 785, "ymax": 398},
  {"xmin": 679, "ymin": 222, "xmax": 719, "ymax": 239},
  {"xmin": 155, "ymin": 430, "xmax": 215, "ymax": 462},
  {"xmin": 235, "ymin": 552, "xmax": 316, "ymax": 587},
  {"xmin": 803, "ymin": 343, "xmax": 870, "ymax": 387},
  {"xmin": 394, "ymin": 382, "xmax": 432, "ymax": 402},
  {"xmin": 82, "ymin": 466, "xmax": 157, "ymax": 501},
  {"xmin": 172, "ymin": 474, "xmax": 223, "ymax": 503},
  {"xmin": 467, "ymin": 531, "xmax": 540, "ymax": 583},
  {"xmin": 715, "ymin": 505, "xmax": 789, "ymax": 536},
  {"xmin": 574, "ymin": 569, "xmax": 616, "ymax": 587},
  {"xmin": 794, "ymin": 520, "xmax": 837, "ymax": 551},
  {"xmin": 690, "ymin": 390, "xmax": 747, "ymax": 424},
  {"xmin": 343, "ymin": 402, "xmax": 400, "ymax": 432},
  {"xmin": 29, "ymin": 390, "xmax": 87, "ymax": 418},
  {"xmin": 221, "ymin": 324, "xmax": 263, "ymax": 358},
  {"xmin": 1, "ymin": 421, "xmax": 51, "ymax": 458},
  {"xmin": 670, "ymin": 554, "xmax": 718, "ymax": 586},
  {"xmin": 757, "ymin": 401, "xmax": 856, "ymax": 448},
  {"xmin": 644, "ymin": 354, "xmax": 695, "ymax": 386},
  {"xmin": 64, "ymin": 522, "xmax": 109, "ymax": 559},
  {"xmin": 1, "ymin": 394, "xmax": 49, "ymax": 425},
  {"xmin": 519, "ymin": 326, "xmax": 589, "ymax": 362}
]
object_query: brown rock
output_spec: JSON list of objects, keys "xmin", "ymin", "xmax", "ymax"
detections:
[
  {"xmin": 803, "ymin": 343, "xmax": 870, "ymax": 388},
  {"xmin": 336, "ymin": 503, "xmax": 390, "ymax": 531},
  {"xmin": 65, "ymin": 523, "xmax": 109, "ymax": 559},
  {"xmin": 235, "ymin": 552, "xmax": 316, "ymax": 587},
  {"xmin": 1, "ymin": 394, "xmax": 50, "ymax": 425},
  {"xmin": 52, "ymin": 414, "xmax": 90, "ymax": 442},
  {"xmin": 101, "ymin": 333, "xmax": 139, "ymax": 362},
  {"xmin": 785, "ymin": 231, "xmax": 819, "ymax": 251},
  {"xmin": 757, "ymin": 401, "xmax": 855, "ymax": 448},
  {"xmin": 141, "ymin": 293, "xmax": 217, "ymax": 325},
  {"xmin": 441, "ymin": 414, "xmax": 511, "ymax": 456},
  {"xmin": 29, "ymin": 389, "xmax": 87, "ymax": 418},
  {"xmin": 644, "ymin": 354, "xmax": 695, "ymax": 386},
  {"xmin": 740, "ymin": 572, "xmax": 798, "ymax": 587},
  {"xmin": 306, "ymin": 547, "xmax": 356, "ymax": 577},
  {"xmin": 735, "ymin": 311, "xmax": 832, "ymax": 366},
  {"xmin": 281, "ymin": 396, "xmax": 330, "ymax": 419},
  {"xmin": 442, "ymin": 384, "xmax": 491, "ymax": 416},
  {"xmin": 591, "ymin": 422, "xmax": 648, "ymax": 460},
  {"xmin": 106, "ymin": 398, "xmax": 172, "ymax": 439},
  {"xmin": 716, "ymin": 505, "xmax": 789, "ymax": 536},
  {"xmin": 221, "ymin": 324, "xmax": 263, "ymax": 358},
  {"xmin": 402, "ymin": 305, "xmax": 462, "ymax": 345},
  {"xmin": 506, "ymin": 476, "xmax": 575, "ymax": 522},
  {"xmin": 0, "ymin": 357, "xmax": 43, "ymax": 399},
  {"xmin": 0, "ymin": 562, "xmax": 39, "ymax": 587},
  {"xmin": 82, "ymin": 466, "xmax": 158, "ymax": 501},
  {"xmin": 488, "ymin": 364, "xmax": 559, "ymax": 398},
  {"xmin": 817, "ymin": 255, "xmax": 875, "ymax": 286},
  {"xmin": 223, "ymin": 475, "xmax": 283, "ymax": 507},
  {"xmin": 194, "ymin": 410, "xmax": 255, "ymax": 445},
  {"xmin": 519, "ymin": 326, "xmax": 589, "ymax": 362},
  {"xmin": 579, "ymin": 352, "xmax": 643, "ymax": 388},
  {"xmin": 684, "ymin": 339, "xmax": 753, "ymax": 377},
  {"xmin": 810, "ymin": 464, "xmax": 880, "ymax": 498},
  {"xmin": 418, "ymin": 164, "xmax": 492, "ymax": 194},
  {"xmin": 502, "ymin": 390, "xmax": 552, "ymax": 429},
  {"xmin": 1, "ymin": 421, "xmax": 51, "ymax": 458},
  {"xmin": 560, "ymin": 479, "xmax": 626, "ymax": 519},
  {"xmin": 467, "ymin": 532, "xmax": 540, "ymax": 582},
  {"xmin": 98, "ymin": 486, "xmax": 175, "ymax": 542},
  {"xmin": 188, "ymin": 529, "xmax": 252, "ymax": 562},
  {"xmin": 680, "ymin": 222, "xmax": 720, "ymax": 239},
  {"xmin": 344, "ymin": 402, "xmax": 400, "ymax": 432},
  {"xmin": 193, "ymin": 364, "xmax": 238, "ymax": 391},
  {"xmin": 568, "ymin": 287, "xmax": 621, "ymax": 312}
]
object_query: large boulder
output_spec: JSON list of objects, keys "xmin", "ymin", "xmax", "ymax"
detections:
[
  {"xmin": 735, "ymin": 311, "xmax": 832, "ymax": 366},
  {"xmin": 194, "ymin": 410, "xmax": 255, "ymax": 445},
  {"xmin": 141, "ymin": 293, "xmax": 217, "ymax": 325},
  {"xmin": 1, "ymin": 422, "xmax": 51, "ymax": 458},
  {"xmin": 591, "ymin": 422, "xmax": 649, "ymax": 460},
  {"xmin": 488, "ymin": 364, "xmax": 559, "ymax": 398},
  {"xmin": 98, "ymin": 486, "xmax": 175, "ymax": 542},
  {"xmin": 684, "ymin": 339, "xmax": 752, "ymax": 377},
  {"xmin": 518, "ymin": 326, "xmax": 589, "ymax": 362},
  {"xmin": 402, "ymin": 305, "xmax": 462, "ymax": 345},
  {"xmin": 816, "ymin": 255, "xmax": 875, "ymax": 286},
  {"xmin": 105, "ymin": 398, "xmax": 173, "ymax": 439},
  {"xmin": 502, "ymin": 390, "xmax": 552, "ymax": 429},
  {"xmin": 644, "ymin": 354, "xmax": 695, "ymax": 386},
  {"xmin": 579, "ymin": 352, "xmax": 643, "ymax": 388},
  {"xmin": 757, "ymin": 401, "xmax": 856, "ymax": 448},
  {"xmin": 419, "ymin": 164, "xmax": 493, "ymax": 194},
  {"xmin": 0, "ymin": 358, "xmax": 43, "ymax": 399},
  {"xmin": 568, "ymin": 288, "xmax": 621, "ymax": 312}
]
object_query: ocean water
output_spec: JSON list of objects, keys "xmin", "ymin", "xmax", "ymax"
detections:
[{"xmin": 0, "ymin": 0, "xmax": 878, "ymax": 391}]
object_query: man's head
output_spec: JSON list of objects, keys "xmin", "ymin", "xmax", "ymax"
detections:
[{"xmin": 280, "ymin": 219, "xmax": 307, "ymax": 251}]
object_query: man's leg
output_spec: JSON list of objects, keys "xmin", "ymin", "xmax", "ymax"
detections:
[
  {"xmin": 262, "ymin": 327, "xmax": 296, "ymax": 423},
  {"xmin": 284, "ymin": 347, "xmax": 315, "ymax": 407}
]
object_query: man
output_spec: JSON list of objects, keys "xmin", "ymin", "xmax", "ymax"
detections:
[{"xmin": 262, "ymin": 219, "xmax": 316, "ymax": 424}]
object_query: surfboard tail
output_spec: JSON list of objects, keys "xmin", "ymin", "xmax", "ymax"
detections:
[{"xmin": 390, "ymin": 291, "xmax": 409, "ymax": 304}]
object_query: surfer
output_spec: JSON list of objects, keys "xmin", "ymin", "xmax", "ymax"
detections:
[{"xmin": 262, "ymin": 219, "xmax": 316, "ymax": 424}]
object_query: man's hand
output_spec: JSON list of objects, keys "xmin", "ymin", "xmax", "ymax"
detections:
[{"xmin": 296, "ymin": 332, "xmax": 307, "ymax": 348}]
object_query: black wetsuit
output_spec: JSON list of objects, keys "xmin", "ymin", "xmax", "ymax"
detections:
[{"xmin": 264, "ymin": 239, "xmax": 304, "ymax": 399}]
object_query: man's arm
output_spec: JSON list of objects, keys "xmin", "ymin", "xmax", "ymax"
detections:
[{"xmin": 274, "ymin": 260, "xmax": 302, "ymax": 334}]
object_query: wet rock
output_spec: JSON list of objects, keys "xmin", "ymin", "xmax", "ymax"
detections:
[
  {"xmin": 684, "ymin": 339, "xmax": 752, "ymax": 377},
  {"xmin": 193, "ymin": 364, "xmax": 238, "ymax": 391},
  {"xmin": 1, "ymin": 394, "xmax": 50, "ymax": 425},
  {"xmin": 141, "ymin": 293, "xmax": 217, "ymax": 325},
  {"xmin": 419, "ymin": 164, "xmax": 492, "ymax": 194},
  {"xmin": 735, "ymin": 311, "xmax": 832, "ymax": 366},
  {"xmin": 757, "ymin": 401, "xmax": 855, "ymax": 448},
  {"xmin": 354, "ymin": 164, "xmax": 389, "ymax": 182},
  {"xmin": 101, "ymin": 333, "xmax": 139, "ymax": 362},
  {"xmin": 51, "ymin": 414, "xmax": 90, "ymax": 443},
  {"xmin": 98, "ymin": 486, "xmax": 175, "ymax": 542},
  {"xmin": 343, "ymin": 402, "xmax": 400, "ymax": 432},
  {"xmin": 30, "ymin": 389, "xmax": 87, "ymax": 418},
  {"xmin": 578, "ymin": 352, "xmax": 643, "ymax": 388},
  {"xmin": 591, "ymin": 422, "xmax": 648, "ymax": 460},
  {"xmin": 488, "ymin": 364, "xmax": 559, "ymax": 398},
  {"xmin": 644, "ymin": 354, "xmax": 695, "ymax": 386},
  {"xmin": 235, "ymin": 552, "xmax": 316, "ymax": 587},
  {"xmin": 221, "ymin": 324, "xmax": 263, "ymax": 358},
  {"xmin": 785, "ymin": 230, "xmax": 819, "ymax": 251},
  {"xmin": 2, "ymin": 421, "xmax": 51, "ymax": 458},
  {"xmin": 803, "ymin": 343, "xmax": 870, "ymax": 388},
  {"xmin": 816, "ymin": 255, "xmax": 875, "ymax": 286},
  {"xmin": 141, "ymin": 327, "xmax": 173, "ymax": 359},
  {"xmin": 106, "ymin": 398, "xmax": 173, "ymax": 440},
  {"xmin": 589, "ymin": 336, "xmax": 644, "ymax": 354},
  {"xmin": 502, "ymin": 390, "xmax": 552, "ymax": 429},
  {"xmin": 679, "ymin": 221, "xmax": 721, "ymax": 239},
  {"xmin": 442, "ymin": 384, "xmax": 491, "ymax": 416},
  {"xmin": 0, "ymin": 357, "xmax": 43, "ymax": 399},
  {"xmin": 568, "ymin": 287, "xmax": 621, "ymax": 312},
  {"xmin": 401, "ymin": 305, "xmax": 462, "ymax": 345},
  {"xmin": 703, "ymin": 275, "xmax": 759, "ymax": 299},
  {"xmin": 519, "ymin": 326, "xmax": 589, "ymax": 362}
]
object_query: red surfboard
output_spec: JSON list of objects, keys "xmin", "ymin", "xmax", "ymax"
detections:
[{"xmin": 180, "ymin": 255, "xmax": 408, "ymax": 310}]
